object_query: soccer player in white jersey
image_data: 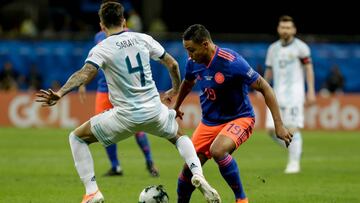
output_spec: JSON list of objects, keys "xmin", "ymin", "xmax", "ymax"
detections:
[
  {"xmin": 36, "ymin": 2, "xmax": 220, "ymax": 203},
  {"xmin": 264, "ymin": 15, "xmax": 316, "ymax": 174}
]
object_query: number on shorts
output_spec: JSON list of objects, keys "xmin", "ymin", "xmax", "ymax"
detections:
[{"xmin": 227, "ymin": 123, "xmax": 242, "ymax": 135}]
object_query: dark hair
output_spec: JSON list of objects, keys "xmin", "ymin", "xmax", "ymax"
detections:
[
  {"xmin": 102, "ymin": 0, "xmax": 118, "ymax": 3},
  {"xmin": 183, "ymin": 24, "xmax": 212, "ymax": 44},
  {"xmin": 279, "ymin": 15, "xmax": 295, "ymax": 24},
  {"xmin": 98, "ymin": 2, "xmax": 124, "ymax": 28}
]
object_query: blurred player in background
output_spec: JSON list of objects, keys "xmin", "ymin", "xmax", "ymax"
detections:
[
  {"xmin": 264, "ymin": 15, "xmax": 316, "ymax": 174},
  {"xmin": 36, "ymin": 2, "xmax": 220, "ymax": 203},
  {"xmin": 79, "ymin": 3, "xmax": 159, "ymax": 176},
  {"xmin": 174, "ymin": 24, "xmax": 293, "ymax": 203}
]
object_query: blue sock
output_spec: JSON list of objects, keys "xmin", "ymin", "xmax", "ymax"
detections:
[
  {"xmin": 135, "ymin": 132, "xmax": 153, "ymax": 165},
  {"xmin": 105, "ymin": 144, "xmax": 119, "ymax": 170},
  {"xmin": 216, "ymin": 154, "xmax": 246, "ymax": 200},
  {"xmin": 177, "ymin": 169, "xmax": 195, "ymax": 203}
]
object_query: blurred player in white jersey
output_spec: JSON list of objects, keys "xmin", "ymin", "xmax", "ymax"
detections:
[
  {"xmin": 264, "ymin": 15, "xmax": 316, "ymax": 174},
  {"xmin": 36, "ymin": 2, "xmax": 220, "ymax": 203}
]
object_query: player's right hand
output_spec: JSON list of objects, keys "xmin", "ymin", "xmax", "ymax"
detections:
[
  {"xmin": 275, "ymin": 125, "xmax": 293, "ymax": 147},
  {"xmin": 35, "ymin": 89, "xmax": 61, "ymax": 107}
]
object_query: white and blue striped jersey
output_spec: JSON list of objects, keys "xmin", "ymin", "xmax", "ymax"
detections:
[
  {"xmin": 85, "ymin": 30, "xmax": 166, "ymax": 121},
  {"xmin": 265, "ymin": 38, "xmax": 311, "ymax": 105}
]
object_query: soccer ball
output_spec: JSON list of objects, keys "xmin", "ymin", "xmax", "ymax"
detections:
[{"xmin": 138, "ymin": 185, "xmax": 169, "ymax": 203}]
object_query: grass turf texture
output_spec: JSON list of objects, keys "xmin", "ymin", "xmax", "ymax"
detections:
[{"xmin": 0, "ymin": 128, "xmax": 359, "ymax": 203}]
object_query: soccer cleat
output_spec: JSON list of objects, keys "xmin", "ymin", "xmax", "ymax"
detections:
[
  {"xmin": 103, "ymin": 166, "xmax": 123, "ymax": 177},
  {"xmin": 191, "ymin": 174, "xmax": 221, "ymax": 203},
  {"xmin": 236, "ymin": 198, "xmax": 249, "ymax": 203},
  {"xmin": 81, "ymin": 190, "xmax": 104, "ymax": 203},
  {"xmin": 284, "ymin": 161, "xmax": 300, "ymax": 174},
  {"xmin": 146, "ymin": 162, "xmax": 160, "ymax": 177}
]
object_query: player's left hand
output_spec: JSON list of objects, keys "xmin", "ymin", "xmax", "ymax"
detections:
[
  {"xmin": 35, "ymin": 89, "xmax": 61, "ymax": 107},
  {"xmin": 275, "ymin": 125, "xmax": 293, "ymax": 147}
]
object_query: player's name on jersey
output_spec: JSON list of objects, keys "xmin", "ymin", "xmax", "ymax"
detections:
[{"xmin": 116, "ymin": 38, "xmax": 139, "ymax": 50}]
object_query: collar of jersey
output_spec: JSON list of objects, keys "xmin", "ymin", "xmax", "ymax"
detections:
[
  {"xmin": 109, "ymin": 30, "xmax": 127, "ymax": 36},
  {"xmin": 206, "ymin": 46, "xmax": 219, "ymax": 68},
  {"xmin": 281, "ymin": 38, "xmax": 295, "ymax": 47}
]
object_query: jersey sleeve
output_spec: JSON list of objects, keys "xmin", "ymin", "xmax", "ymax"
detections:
[
  {"xmin": 184, "ymin": 59, "xmax": 196, "ymax": 81},
  {"xmin": 233, "ymin": 56, "xmax": 260, "ymax": 85},
  {"xmin": 84, "ymin": 46, "xmax": 105, "ymax": 69},
  {"xmin": 144, "ymin": 34, "xmax": 166, "ymax": 61},
  {"xmin": 298, "ymin": 41, "xmax": 312, "ymax": 64}
]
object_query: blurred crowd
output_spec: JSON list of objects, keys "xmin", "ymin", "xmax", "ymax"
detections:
[
  {"xmin": 0, "ymin": 61, "xmax": 42, "ymax": 91},
  {"xmin": 0, "ymin": 0, "xmax": 167, "ymax": 39}
]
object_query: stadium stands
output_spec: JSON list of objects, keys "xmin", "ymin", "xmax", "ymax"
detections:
[{"xmin": 0, "ymin": 40, "xmax": 359, "ymax": 92}]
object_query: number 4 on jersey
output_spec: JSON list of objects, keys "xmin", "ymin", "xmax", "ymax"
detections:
[{"xmin": 125, "ymin": 53, "xmax": 145, "ymax": 86}]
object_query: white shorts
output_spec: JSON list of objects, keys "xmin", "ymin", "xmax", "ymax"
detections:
[
  {"xmin": 265, "ymin": 104, "xmax": 304, "ymax": 129},
  {"xmin": 90, "ymin": 103, "xmax": 178, "ymax": 146}
]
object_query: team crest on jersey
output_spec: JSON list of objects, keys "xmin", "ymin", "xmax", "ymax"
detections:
[{"xmin": 214, "ymin": 72, "xmax": 225, "ymax": 84}]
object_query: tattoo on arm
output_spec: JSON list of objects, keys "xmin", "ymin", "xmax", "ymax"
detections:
[
  {"xmin": 169, "ymin": 62, "xmax": 181, "ymax": 90},
  {"xmin": 161, "ymin": 53, "xmax": 181, "ymax": 91},
  {"xmin": 59, "ymin": 64, "xmax": 97, "ymax": 96}
]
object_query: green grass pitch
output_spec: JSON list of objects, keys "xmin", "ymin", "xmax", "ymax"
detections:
[{"xmin": 0, "ymin": 128, "xmax": 359, "ymax": 203}]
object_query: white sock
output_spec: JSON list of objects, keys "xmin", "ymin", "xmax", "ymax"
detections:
[
  {"xmin": 176, "ymin": 135, "xmax": 203, "ymax": 176},
  {"xmin": 288, "ymin": 131, "xmax": 302, "ymax": 163},
  {"xmin": 69, "ymin": 132, "xmax": 98, "ymax": 195}
]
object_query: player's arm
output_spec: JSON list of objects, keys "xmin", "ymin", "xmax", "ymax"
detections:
[
  {"xmin": 159, "ymin": 53, "xmax": 181, "ymax": 103},
  {"xmin": 251, "ymin": 76, "xmax": 293, "ymax": 146},
  {"xmin": 58, "ymin": 63, "xmax": 98, "ymax": 97},
  {"xmin": 36, "ymin": 63, "xmax": 98, "ymax": 107},
  {"xmin": 160, "ymin": 53, "xmax": 181, "ymax": 93},
  {"xmin": 78, "ymin": 84, "xmax": 87, "ymax": 103},
  {"xmin": 263, "ymin": 66, "xmax": 273, "ymax": 83},
  {"xmin": 173, "ymin": 78, "xmax": 196, "ymax": 119},
  {"xmin": 304, "ymin": 62, "xmax": 316, "ymax": 105}
]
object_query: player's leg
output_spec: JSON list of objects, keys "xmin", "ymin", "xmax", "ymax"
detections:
[
  {"xmin": 170, "ymin": 129, "xmax": 220, "ymax": 203},
  {"xmin": 177, "ymin": 121, "xmax": 220, "ymax": 203},
  {"xmin": 285, "ymin": 127, "xmax": 302, "ymax": 173},
  {"xmin": 69, "ymin": 120, "xmax": 104, "ymax": 202},
  {"xmin": 265, "ymin": 107, "xmax": 287, "ymax": 147},
  {"xmin": 210, "ymin": 117, "xmax": 255, "ymax": 203},
  {"xmin": 284, "ymin": 105, "xmax": 304, "ymax": 174},
  {"xmin": 95, "ymin": 92, "xmax": 122, "ymax": 176},
  {"xmin": 145, "ymin": 105, "xmax": 220, "ymax": 202},
  {"xmin": 134, "ymin": 131, "xmax": 159, "ymax": 177},
  {"xmin": 77, "ymin": 107, "xmax": 133, "ymax": 202},
  {"xmin": 103, "ymin": 144, "xmax": 122, "ymax": 176},
  {"xmin": 177, "ymin": 154, "xmax": 208, "ymax": 203}
]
